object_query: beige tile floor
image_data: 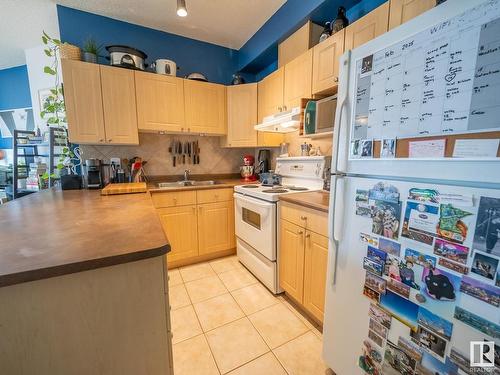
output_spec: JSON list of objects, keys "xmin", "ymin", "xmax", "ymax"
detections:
[{"xmin": 168, "ymin": 255, "xmax": 327, "ymax": 375}]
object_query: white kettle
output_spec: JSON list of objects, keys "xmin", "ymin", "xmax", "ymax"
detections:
[{"xmin": 154, "ymin": 59, "xmax": 177, "ymax": 76}]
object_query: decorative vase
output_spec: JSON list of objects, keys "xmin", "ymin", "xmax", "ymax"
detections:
[{"xmin": 82, "ymin": 52, "xmax": 98, "ymax": 64}]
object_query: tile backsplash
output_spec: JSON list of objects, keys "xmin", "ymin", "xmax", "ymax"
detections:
[
  {"xmin": 79, "ymin": 131, "xmax": 333, "ymax": 177},
  {"xmin": 79, "ymin": 133, "xmax": 255, "ymax": 177}
]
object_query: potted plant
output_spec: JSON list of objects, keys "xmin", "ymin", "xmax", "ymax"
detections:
[{"xmin": 82, "ymin": 37, "xmax": 102, "ymax": 64}]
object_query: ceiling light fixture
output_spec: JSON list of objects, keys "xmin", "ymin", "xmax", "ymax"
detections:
[{"xmin": 177, "ymin": 0, "xmax": 187, "ymax": 17}]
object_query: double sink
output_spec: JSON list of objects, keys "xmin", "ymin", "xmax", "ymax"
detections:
[{"xmin": 157, "ymin": 180, "xmax": 221, "ymax": 189}]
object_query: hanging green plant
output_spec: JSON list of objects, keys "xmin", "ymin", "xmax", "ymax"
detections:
[
  {"xmin": 40, "ymin": 31, "xmax": 77, "ymax": 178},
  {"xmin": 40, "ymin": 31, "xmax": 66, "ymax": 128}
]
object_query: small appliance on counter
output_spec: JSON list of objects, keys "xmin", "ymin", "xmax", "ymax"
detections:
[
  {"xmin": 240, "ymin": 154, "xmax": 257, "ymax": 182},
  {"xmin": 106, "ymin": 45, "xmax": 147, "ymax": 70},
  {"xmin": 83, "ymin": 159, "xmax": 103, "ymax": 189},
  {"xmin": 256, "ymin": 149, "xmax": 271, "ymax": 174},
  {"xmin": 259, "ymin": 171, "xmax": 281, "ymax": 186}
]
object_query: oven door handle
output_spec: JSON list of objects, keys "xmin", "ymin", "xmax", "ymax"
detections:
[{"xmin": 233, "ymin": 193, "xmax": 274, "ymax": 211}]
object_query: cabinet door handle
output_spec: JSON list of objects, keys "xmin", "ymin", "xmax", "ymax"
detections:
[
  {"xmin": 173, "ymin": 198, "xmax": 177, "ymax": 205},
  {"xmin": 99, "ymin": 139, "xmax": 104, "ymax": 143},
  {"xmin": 181, "ymin": 127, "xmax": 184, "ymax": 132},
  {"xmin": 188, "ymin": 128, "xmax": 190, "ymax": 132},
  {"xmin": 334, "ymin": 77, "xmax": 339, "ymax": 83},
  {"xmin": 278, "ymin": 106, "xmax": 282, "ymax": 112},
  {"xmin": 305, "ymin": 233, "xmax": 311, "ymax": 238},
  {"xmin": 283, "ymin": 105, "xmax": 287, "ymax": 111},
  {"xmin": 300, "ymin": 216, "xmax": 307, "ymax": 220},
  {"xmin": 298, "ymin": 230, "xmax": 303, "ymax": 235},
  {"xmin": 107, "ymin": 139, "xmax": 112, "ymax": 142}
]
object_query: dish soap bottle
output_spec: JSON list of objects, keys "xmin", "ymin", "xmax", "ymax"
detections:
[{"xmin": 331, "ymin": 6, "xmax": 349, "ymax": 34}]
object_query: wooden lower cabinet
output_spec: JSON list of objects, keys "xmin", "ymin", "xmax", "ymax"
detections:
[
  {"xmin": 303, "ymin": 231, "xmax": 328, "ymax": 323},
  {"xmin": 279, "ymin": 219, "xmax": 305, "ymax": 303},
  {"xmin": 279, "ymin": 203, "xmax": 328, "ymax": 323},
  {"xmin": 198, "ymin": 201, "xmax": 235, "ymax": 255},
  {"xmin": 157, "ymin": 205, "xmax": 198, "ymax": 262},
  {"xmin": 153, "ymin": 189, "xmax": 236, "ymax": 267}
]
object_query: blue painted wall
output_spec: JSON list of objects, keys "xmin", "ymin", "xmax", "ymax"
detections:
[
  {"xmin": 56, "ymin": 1, "xmax": 389, "ymax": 84},
  {"xmin": 240, "ymin": 0, "xmax": 387, "ymax": 75},
  {"xmin": 56, "ymin": 5, "xmax": 250, "ymax": 85},
  {"xmin": 0, "ymin": 65, "xmax": 32, "ymax": 111},
  {"xmin": 0, "ymin": 65, "xmax": 32, "ymax": 149}
]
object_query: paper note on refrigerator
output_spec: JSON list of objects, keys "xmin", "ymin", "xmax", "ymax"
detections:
[
  {"xmin": 452, "ymin": 139, "xmax": 500, "ymax": 158},
  {"xmin": 351, "ymin": 0, "xmax": 500, "ymax": 144},
  {"xmin": 408, "ymin": 139, "xmax": 446, "ymax": 158}
]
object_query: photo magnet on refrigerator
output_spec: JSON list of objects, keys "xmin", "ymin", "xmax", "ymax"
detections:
[
  {"xmin": 437, "ymin": 203, "xmax": 474, "ymax": 244},
  {"xmin": 473, "ymin": 196, "xmax": 500, "ymax": 257}
]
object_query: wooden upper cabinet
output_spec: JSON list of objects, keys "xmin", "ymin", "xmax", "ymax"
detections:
[
  {"xmin": 61, "ymin": 60, "xmax": 106, "ymax": 144},
  {"xmin": 312, "ymin": 29, "xmax": 345, "ymax": 95},
  {"xmin": 100, "ymin": 65, "xmax": 139, "ymax": 145},
  {"xmin": 198, "ymin": 201, "xmax": 235, "ymax": 255},
  {"xmin": 184, "ymin": 80, "xmax": 226, "ymax": 134},
  {"xmin": 389, "ymin": 0, "xmax": 435, "ymax": 29},
  {"xmin": 258, "ymin": 67, "xmax": 284, "ymax": 123},
  {"xmin": 303, "ymin": 231, "xmax": 328, "ymax": 323},
  {"xmin": 224, "ymin": 83, "xmax": 258, "ymax": 147},
  {"xmin": 135, "ymin": 72, "xmax": 185, "ymax": 132},
  {"xmin": 344, "ymin": 2, "xmax": 390, "ymax": 50},
  {"xmin": 278, "ymin": 21, "xmax": 323, "ymax": 67},
  {"xmin": 283, "ymin": 49, "xmax": 313, "ymax": 109},
  {"xmin": 279, "ymin": 219, "xmax": 305, "ymax": 303},
  {"xmin": 257, "ymin": 132, "xmax": 284, "ymax": 147}
]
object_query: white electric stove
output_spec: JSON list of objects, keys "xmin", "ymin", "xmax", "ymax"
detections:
[{"xmin": 233, "ymin": 156, "xmax": 330, "ymax": 294}]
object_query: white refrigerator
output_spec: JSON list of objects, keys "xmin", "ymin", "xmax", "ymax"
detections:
[{"xmin": 323, "ymin": 1, "xmax": 500, "ymax": 374}]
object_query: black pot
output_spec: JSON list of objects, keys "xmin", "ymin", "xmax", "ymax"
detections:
[{"xmin": 61, "ymin": 174, "xmax": 82, "ymax": 190}]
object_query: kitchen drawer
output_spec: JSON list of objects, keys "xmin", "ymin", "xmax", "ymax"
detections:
[
  {"xmin": 150, "ymin": 190, "xmax": 197, "ymax": 208},
  {"xmin": 279, "ymin": 201, "xmax": 328, "ymax": 237},
  {"xmin": 196, "ymin": 188, "xmax": 233, "ymax": 204}
]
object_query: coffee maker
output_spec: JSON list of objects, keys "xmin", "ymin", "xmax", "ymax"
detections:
[
  {"xmin": 257, "ymin": 150, "xmax": 271, "ymax": 174},
  {"xmin": 84, "ymin": 159, "xmax": 103, "ymax": 189}
]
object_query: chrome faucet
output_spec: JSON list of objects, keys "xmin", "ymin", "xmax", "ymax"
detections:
[{"xmin": 183, "ymin": 169, "xmax": 191, "ymax": 181}]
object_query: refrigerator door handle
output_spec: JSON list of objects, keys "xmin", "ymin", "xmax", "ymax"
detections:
[
  {"xmin": 329, "ymin": 174, "xmax": 346, "ymax": 286},
  {"xmin": 331, "ymin": 50, "xmax": 351, "ymax": 175},
  {"xmin": 333, "ymin": 175, "xmax": 345, "ymax": 243}
]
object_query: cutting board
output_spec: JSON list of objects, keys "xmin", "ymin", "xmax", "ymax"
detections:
[{"xmin": 101, "ymin": 183, "xmax": 147, "ymax": 195}]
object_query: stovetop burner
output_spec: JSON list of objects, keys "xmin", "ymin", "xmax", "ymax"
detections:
[
  {"xmin": 288, "ymin": 187, "xmax": 309, "ymax": 191},
  {"xmin": 262, "ymin": 189, "xmax": 289, "ymax": 193},
  {"xmin": 241, "ymin": 185, "xmax": 259, "ymax": 188}
]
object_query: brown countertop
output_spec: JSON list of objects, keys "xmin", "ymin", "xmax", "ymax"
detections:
[
  {"xmin": 279, "ymin": 191, "xmax": 330, "ymax": 213},
  {"xmin": 0, "ymin": 189, "xmax": 170, "ymax": 288}
]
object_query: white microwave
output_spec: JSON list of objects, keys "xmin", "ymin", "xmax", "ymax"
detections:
[{"xmin": 304, "ymin": 95, "xmax": 337, "ymax": 135}]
